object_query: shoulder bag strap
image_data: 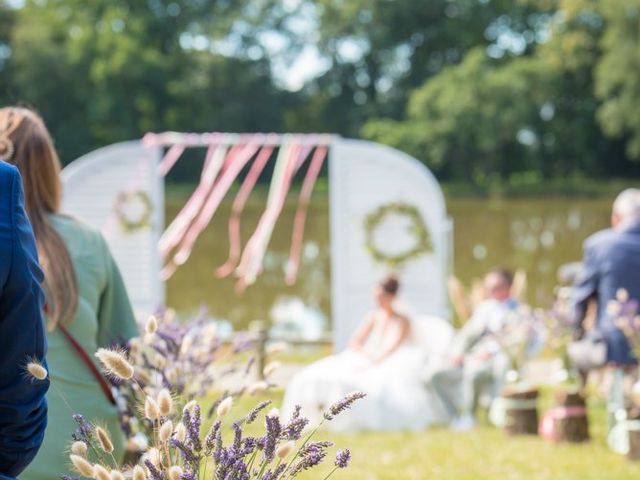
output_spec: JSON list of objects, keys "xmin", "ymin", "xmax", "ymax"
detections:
[{"xmin": 57, "ymin": 324, "xmax": 117, "ymax": 406}]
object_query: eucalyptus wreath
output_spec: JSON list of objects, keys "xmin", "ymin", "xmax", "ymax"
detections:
[
  {"xmin": 363, "ymin": 202, "xmax": 432, "ymax": 268},
  {"xmin": 114, "ymin": 190, "xmax": 154, "ymax": 233}
]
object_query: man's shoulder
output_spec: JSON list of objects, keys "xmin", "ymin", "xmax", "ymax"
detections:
[
  {"xmin": 0, "ymin": 163, "xmax": 18, "ymax": 276},
  {"xmin": 584, "ymin": 228, "xmax": 618, "ymax": 251},
  {"xmin": 0, "ymin": 162, "xmax": 19, "ymax": 224},
  {"xmin": 0, "ymin": 161, "xmax": 18, "ymax": 194}
]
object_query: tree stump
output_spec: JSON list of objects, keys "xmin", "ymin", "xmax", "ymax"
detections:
[
  {"xmin": 627, "ymin": 408, "xmax": 640, "ymax": 461},
  {"xmin": 553, "ymin": 390, "xmax": 589, "ymax": 443},
  {"xmin": 502, "ymin": 387, "xmax": 539, "ymax": 436}
]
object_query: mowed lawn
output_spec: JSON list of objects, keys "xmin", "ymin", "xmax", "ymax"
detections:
[{"xmin": 204, "ymin": 390, "xmax": 640, "ymax": 480}]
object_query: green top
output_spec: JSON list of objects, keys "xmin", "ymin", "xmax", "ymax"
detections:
[{"xmin": 23, "ymin": 214, "xmax": 139, "ymax": 480}]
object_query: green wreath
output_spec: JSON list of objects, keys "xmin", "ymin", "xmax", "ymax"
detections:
[
  {"xmin": 114, "ymin": 190, "xmax": 154, "ymax": 233},
  {"xmin": 364, "ymin": 202, "xmax": 432, "ymax": 268}
]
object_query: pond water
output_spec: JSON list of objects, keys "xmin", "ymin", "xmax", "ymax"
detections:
[{"xmin": 166, "ymin": 191, "xmax": 613, "ymax": 329}]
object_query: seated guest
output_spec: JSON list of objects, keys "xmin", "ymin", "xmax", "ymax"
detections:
[
  {"xmin": 282, "ymin": 275, "xmax": 439, "ymax": 431},
  {"xmin": 425, "ymin": 268, "xmax": 519, "ymax": 430},
  {"xmin": 0, "ymin": 107, "xmax": 139, "ymax": 479},
  {"xmin": 0, "ymin": 161, "xmax": 49, "ymax": 480}
]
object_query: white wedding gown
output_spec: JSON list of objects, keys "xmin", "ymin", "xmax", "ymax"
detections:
[{"xmin": 282, "ymin": 314, "xmax": 451, "ymax": 431}]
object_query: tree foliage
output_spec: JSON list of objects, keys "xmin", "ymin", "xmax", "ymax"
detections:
[{"xmin": 0, "ymin": 0, "xmax": 639, "ymax": 181}]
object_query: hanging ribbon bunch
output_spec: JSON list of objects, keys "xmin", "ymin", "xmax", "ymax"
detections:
[{"xmin": 149, "ymin": 131, "xmax": 331, "ymax": 292}]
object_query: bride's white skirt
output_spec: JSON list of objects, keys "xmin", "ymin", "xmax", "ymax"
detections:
[{"xmin": 282, "ymin": 346, "xmax": 442, "ymax": 431}]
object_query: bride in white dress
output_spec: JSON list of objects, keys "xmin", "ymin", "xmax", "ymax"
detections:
[{"xmin": 282, "ymin": 276, "xmax": 437, "ymax": 431}]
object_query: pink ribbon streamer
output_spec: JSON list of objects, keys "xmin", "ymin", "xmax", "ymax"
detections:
[
  {"xmin": 169, "ymin": 135, "xmax": 264, "ymax": 269},
  {"xmin": 285, "ymin": 145, "xmax": 328, "ymax": 285},
  {"xmin": 159, "ymin": 134, "xmax": 232, "ymax": 260},
  {"xmin": 215, "ymin": 138, "xmax": 277, "ymax": 278},
  {"xmin": 157, "ymin": 144, "xmax": 187, "ymax": 177},
  {"xmin": 235, "ymin": 140, "xmax": 313, "ymax": 291},
  {"xmin": 539, "ymin": 406, "xmax": 588, "ymax": 441}
]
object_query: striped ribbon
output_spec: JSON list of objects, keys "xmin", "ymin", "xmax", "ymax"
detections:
[
  {"xmin": 285, "ymin": 144, "xmax": 328, "ymax": 285},
  {"xmin": 215, "ymin": 137, "xmax": 277, "ymax": 278},
  {"xmin": 169, "ymin": 135, "xmax": 264, "ymax": 269}
]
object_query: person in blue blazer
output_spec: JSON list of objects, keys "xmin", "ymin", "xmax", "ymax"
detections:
[
  {"xmin": 572, "ymin": 188, "xmax": 640, "ymax": 366},
  {"xmin": 0, "ymin": 160, "xmax": 49, "ymax": 479}
]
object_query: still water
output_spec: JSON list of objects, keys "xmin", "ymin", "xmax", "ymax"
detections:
[{"xmin": 166, "ymin": 192, "xmax": 612, "ymax": 328}]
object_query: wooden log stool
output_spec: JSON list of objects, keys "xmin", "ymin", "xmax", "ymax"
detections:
[{"xmin": 502, "ymin": 387, "xmax": 539, "ymax": 436}]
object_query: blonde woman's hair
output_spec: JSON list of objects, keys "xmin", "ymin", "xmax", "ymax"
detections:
[{"xmin": 0, "ymin": 106, "xmax": 78, "ymax": 328}]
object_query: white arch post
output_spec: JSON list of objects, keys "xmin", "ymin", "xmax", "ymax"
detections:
[
  {"xmin": 61, "ymin": 141, "xmax": 164, "ymax": 316},
  {"xmin": 330, "ymin": 138, "xmax": 451, "ymax": 349}
]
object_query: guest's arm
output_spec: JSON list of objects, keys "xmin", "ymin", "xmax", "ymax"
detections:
[
  {"xmin": 571, "ymin": 242, "xmax": 599, "ymax": 337},
  {"xmin": 0, "ymin": 167, "xmax": 48, "ymax": 478},
  {"xmin": 449, "ymin": 305, "xmax": 489, "ymax": 362},
  {"xmin": 348, "ymin": 314, "xmax": 375, "ymax": 352}
]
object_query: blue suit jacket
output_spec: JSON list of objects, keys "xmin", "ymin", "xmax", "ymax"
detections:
[
  {"xmin": 0, "ymin": 162, "xmax": 49, "ymax": 479},
  {"xmin": 572, "ymin": 220, "xmax": 640, "ymax": 364}
]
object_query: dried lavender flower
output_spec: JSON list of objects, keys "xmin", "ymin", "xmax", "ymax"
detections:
[
  {"xmin": 245, "ymin": 400, "xmax": 271, "ymax": 424},
  {"xmin": 335, "ymin": 449, "xmax": 351, "ymax": 468},
  {"xmin": 324, "ymin": 391, "xmax": 366, "ymax": 420}
]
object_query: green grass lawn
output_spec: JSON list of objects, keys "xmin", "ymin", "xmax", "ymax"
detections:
[{"xmin": 202, "ymin": 389, "xmax": 640, "ymax": 480}]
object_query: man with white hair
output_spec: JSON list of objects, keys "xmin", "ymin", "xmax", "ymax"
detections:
[{"xmin": 572, "ymin": 188, "xmax": 640, "ymax": 367}]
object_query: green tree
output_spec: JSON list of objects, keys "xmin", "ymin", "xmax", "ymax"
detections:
[
  {"xmin": 363, "ymin": 0, "xmax": 636, "ymax": 182},
  {"xmin": 595, "ymin": 0, "xmax": 640, "ymax": 159},
  {"xmin": 3, "ymin": 0, "xmax": 291, "ymax": 164},
  {"xmin": 290, "ymin": 0, "xmax": 554, "ymax": 137},
  {"xmin": 363, "ymin": 49, "xmax": 558, "ymax": 183}
]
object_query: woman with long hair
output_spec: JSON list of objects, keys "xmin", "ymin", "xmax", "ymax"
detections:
[{"xmin": 0, "ymin": 107, "xmax": 138, "ymax": 478}]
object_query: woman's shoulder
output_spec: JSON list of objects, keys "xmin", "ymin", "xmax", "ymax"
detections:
[{"xmin": 49, "ymin": 214, "xmax": 108, "ymax": 252}]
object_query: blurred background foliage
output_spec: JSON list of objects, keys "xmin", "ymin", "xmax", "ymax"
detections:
[{"xmin": 1, "ymin": 0, "xmax": 639, "ymax": 185}]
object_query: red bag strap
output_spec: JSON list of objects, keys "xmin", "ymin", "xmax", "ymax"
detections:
[{"xmin": 58, "ymin": 324, "xmax": 117, "ymax": 406}]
